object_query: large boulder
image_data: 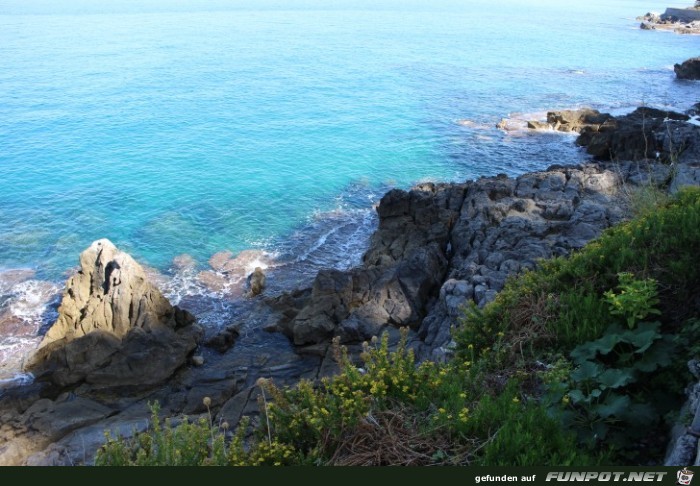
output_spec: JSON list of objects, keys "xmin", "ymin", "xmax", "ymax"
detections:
[
  {"xmin": 675, "ymin": 57, "xmax": 700, "ymax": 80},
  {"xmin": 26, "ymin": 239, "xmax": 201, "ymax": 390}
]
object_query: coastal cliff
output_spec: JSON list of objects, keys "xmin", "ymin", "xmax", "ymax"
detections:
[{"xmin": 0, "ymin": 105, "xmax": 699, "ymax": 466}]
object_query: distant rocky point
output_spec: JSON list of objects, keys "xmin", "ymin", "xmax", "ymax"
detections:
[
  {"xmin": 525, "ymin": 106, "xmax": 699, "ymax": 164},
  {"xmin": 638, "ymin": 6, "xmax": 700, "ymax": 34}
]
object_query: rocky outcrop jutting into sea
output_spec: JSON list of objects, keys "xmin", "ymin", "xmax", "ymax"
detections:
[
  {"xmin": 26, "ymin": 238, "xmax": 202, "ymax": 390},
  {"xmin": 675, "ymin": 57, "xmax": 700, "ymax": 80},
  {"xmin": 271, "ymin": 105, "xmax": 700, "ymax": 361},
  {"xmin": 638, "ymin": 8, "xmax": 700, "ymax": 34}
]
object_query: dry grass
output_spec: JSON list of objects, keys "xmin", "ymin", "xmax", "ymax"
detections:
[
  {"xmin": 327, "ymin": 406, "xmax": 476, "ymax": 466},
  {"xmin": 506, "ymin": 290, "xmax": 558, "ymax": 358}
]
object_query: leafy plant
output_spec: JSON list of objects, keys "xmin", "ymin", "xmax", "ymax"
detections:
[
  {"xmin": 546, "ymin": 275, "xmax": 674, "ymax": 449},
  {"xmin": 604, "ymin": 272, "xmax": 660, "ymax": 329}
]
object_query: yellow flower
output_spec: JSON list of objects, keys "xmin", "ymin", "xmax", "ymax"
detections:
[
  {"xmin": 512, "ymin": 397, "xmax": 520, "ymax": 404},
  {"xmin": 562, "ymin": 395, "xmax": 570, "ymax": 405}
]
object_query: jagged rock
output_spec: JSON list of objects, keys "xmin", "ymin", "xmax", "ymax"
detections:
[
  {"xmin": 675, "ymin": 57, "xmax": 700, "ymax": 80},
  {"xmin": 247, "ymin": 267, "xmax": 266, "ymax": 296},
  {"xmin": 38, "ymin": 239, "xmax": 190, "ymax": 346},
  {"xmin": 26, "ymin": 239, "xmax": 202, "ymax": 390},
  {"xmin": 273, "ymin": 164, "xmax": 629, "ymax": 352},
  {"xmin": 637, "ymin": 12, "xmax": 661, "ymax": 23},
  {"xmin": 275, "ymin": 183, "xmax": 462, "ymax": 345}
]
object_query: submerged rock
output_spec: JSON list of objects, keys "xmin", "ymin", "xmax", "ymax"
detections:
[{"xmin": 26, "ymin": 239, "xmax": 202, "ymax": 390}]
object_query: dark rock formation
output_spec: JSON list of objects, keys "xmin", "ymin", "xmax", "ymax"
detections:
[
  {"xmin": 26, "ymin": 239, "xmax": 202, "ymax": 390},
  {"xmin": 665, "ymin": 360, "xmax": 700, "ymax": 465},
  {"xmin": 271, "ymin": 166, "xmax": 630, "ymax": 353},
  {"xmin": 576, "ymin": 107, "xmax": 697, "ymax": 163},
  {"xmin": 272, "ymin": 183, "xmax": 462, "ymax": 345},
  {"xmin": 675, "ymin": 57, "xmax": 700, "ymax": 80},
  {"xmin": 272, "ymin": 118, "xmax": 700, "ymax": 357}
]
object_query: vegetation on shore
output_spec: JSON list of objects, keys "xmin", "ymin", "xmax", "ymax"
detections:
[{"xmin": 96, "ymin": 187, "xmax": 700, "ymax": 466}]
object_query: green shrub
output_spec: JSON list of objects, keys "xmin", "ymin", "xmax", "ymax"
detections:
[
  {"xmin": 471, "ymin": 381, "xmax": 606, "ymax": 466},
  {"xmin": 455, "ymin": 186, "xmax": 700, "ymax": 360}
]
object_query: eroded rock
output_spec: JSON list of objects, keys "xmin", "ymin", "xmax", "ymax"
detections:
[{"xmin": 26, "ymin": 239, "xmax": 201, "ymax": 390}]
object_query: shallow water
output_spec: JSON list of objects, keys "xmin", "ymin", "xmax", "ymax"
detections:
[{"xmin": 0, "ymin": 0, "xmax": 697, "ymax": 377}]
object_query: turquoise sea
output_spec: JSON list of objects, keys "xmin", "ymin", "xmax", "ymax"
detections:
[{"xmin": 0, "ymin": 0, "xmax": 697, "ymax": 378}]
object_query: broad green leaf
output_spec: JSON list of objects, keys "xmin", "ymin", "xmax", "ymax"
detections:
[
  {"xmin": 568, "ymin": 389, "xmax": 586, "ymax": 404},
  {"xmin": 597, "ymin": 368, "xmax": 636, "ymax": 389},
  {"xmin": 571, "ymin": 332, "xmax": 621, "ymax": 362},
  {"xmin": 621, "ymin": 322, "xmax": 661, "ymax": 353},
  {"xmin": 636, "ymin": 337, "xmax": 675, "ymax": 372},
  {"xmin": 571, "ymin": 361, "xmax": 602, "ymax": 382},
  {"xmin": 595, "ymin": 393, "xmax": 631, "ymax": 418}
]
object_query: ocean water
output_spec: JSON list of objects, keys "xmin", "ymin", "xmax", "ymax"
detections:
[{"xmin": 0, "ymin": 0, "xmax": 698, "ymax": 378}]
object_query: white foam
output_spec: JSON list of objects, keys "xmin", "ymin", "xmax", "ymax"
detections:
[
  {"xmin": 294, "ymin": 223, "xmax": 344, "ymax": 264},
  {"xmin": 0, "ymin": 372, "xmax": 35, "ymax": 394},
  {"xmin": 0, "ymin": 274, "xmax": 61, "ymax": 378},
  {"xmin": 8, "ymin": 279, "xmax": 61, "ymax": 323}
]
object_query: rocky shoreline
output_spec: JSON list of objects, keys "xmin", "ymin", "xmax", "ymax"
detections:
[
  {"xmin": 0, "ymin": 102, "xmax": 698, "ymax": 465},
  {"xmin": 638, "ymin": 7, "xmax": 700, "ymax": 35}
]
